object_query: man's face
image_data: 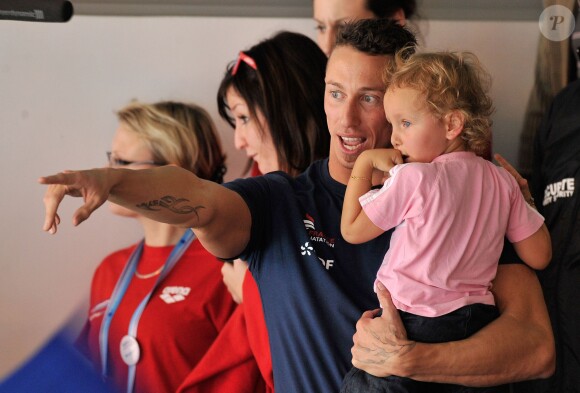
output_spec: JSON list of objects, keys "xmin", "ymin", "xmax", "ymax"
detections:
[
  {"xmin": 313, "ymin": 0, "xmax": 374, "ymax": 57},
  {"xmin": 324, "ymin": 45, "xmax": 392, "ymax": 183}
]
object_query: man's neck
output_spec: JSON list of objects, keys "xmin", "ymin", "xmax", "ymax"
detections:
[{"xmin": 328, "ymin": 157, "xmax": 352, "ymax": 185}]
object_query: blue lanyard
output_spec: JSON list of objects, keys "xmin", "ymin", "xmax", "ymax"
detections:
[{"xmin": 98, "ymin": 230, "xmax": 196, "ymax": 393}]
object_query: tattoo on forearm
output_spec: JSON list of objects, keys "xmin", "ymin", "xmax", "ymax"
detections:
[{"xmin": 136, "ymin": 195, "xmax": 204, "ymax": 216}]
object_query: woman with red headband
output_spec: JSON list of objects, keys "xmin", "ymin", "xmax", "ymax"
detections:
[{"xmin": 177, "ymin": 31, "xmax": 329, "ymax": 393}]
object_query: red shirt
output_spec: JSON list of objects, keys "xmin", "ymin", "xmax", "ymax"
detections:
[
  {"xmin": 77, "ymin": 240, "xmax": 237, "ymax": 393},
  {"xmin": 177, "ymin": 272, "xmax": 274, "ymax": 393},
  {"xmin": 243, "ymin": 273, "xmax": 274, "ymax": 391},
  {"xmin": 178, "ymin": 161, "xmax": 274, "ymax": 392}
]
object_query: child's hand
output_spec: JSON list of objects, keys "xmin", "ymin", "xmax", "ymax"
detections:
[{"xmin": 368, "ymin": 148, "xmax": 404, "ymax": 173}]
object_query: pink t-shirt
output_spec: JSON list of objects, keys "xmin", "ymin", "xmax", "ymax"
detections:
[{"xmin": 360, "ymin": 151, "xmax": 544, "ymax": 317}]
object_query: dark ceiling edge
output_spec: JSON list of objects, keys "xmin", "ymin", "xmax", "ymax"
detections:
[
  {"xmin": 72, "ymin": 4, "xmax": 543, "ymax": 21},
  {"xmin": 73, "ymin": 4, "xmax": 314, "ymax": 18},
  {"xmin": 423, "ymin": 6, "xmax": 542, "ymax": 21}
]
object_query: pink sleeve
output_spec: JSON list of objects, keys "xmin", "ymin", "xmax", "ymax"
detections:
[
  {"xmin": 359, "ymin": 164, "xmax": 433, "ymax": 231},
  {"xmin": 505, "ymin": 172, "xmax": 545, "ymax": 243}
]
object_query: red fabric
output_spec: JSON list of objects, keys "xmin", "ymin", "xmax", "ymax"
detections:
[
  {"xmin": 242, "ymin": 273, "xmax": 274, "ymax": 391},
  {"xmin": 77, "ymin": 240, "xmax": 237, "ymax": 393},
  {"xmin": 177, "ymin": 164, "xmax": 273, "ymax": 393},
  {"xmin": 244, "ymin": 162, "xmax": 273, "ymax": 391},
  {"xmin": 177, "ymin": 273, "xmax": 274, "ymax": 393},
  {"xmin": 177, "ymin": 307, "xmax": 265, "ymax": 393},
  {"xmin": 250, "ymin": 161, "xmax": 262, "ymax": 177}
]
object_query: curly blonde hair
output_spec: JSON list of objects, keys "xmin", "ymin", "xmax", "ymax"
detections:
[{"xmin": 383, "ymin": 50, "xmax": 494, "ymax": 157}]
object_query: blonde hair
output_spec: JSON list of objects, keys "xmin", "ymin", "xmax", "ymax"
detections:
[
  {"xmin": 384, "ymin": 50, "xmax": 494, "ymax": 157},
  {"xmin": 116, "ymin": 101, "xmax": 227, "ymax": 183}
]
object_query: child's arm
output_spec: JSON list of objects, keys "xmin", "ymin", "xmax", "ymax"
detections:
[
  {"xmin": 496, "ymin": 154, "xmax": 551, "ymax": 269},
  {"xmin": 341, "ymin": 149, "xmax": 402, "ymax": 244},
  {"xmin": 512, "ymin": 223, "xmax": 552, "ymax": 270}
]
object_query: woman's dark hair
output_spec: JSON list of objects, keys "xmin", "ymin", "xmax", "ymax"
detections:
[
  {"xmin": 217, "ymin": 31, "xmax": 329, "ymax": 177},
  {"xmin": 365, "ymin": 0, "xmax": 417, "ymax": 19}
]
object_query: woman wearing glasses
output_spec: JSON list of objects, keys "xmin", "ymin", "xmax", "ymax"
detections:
[
  {"xmin": 177, "ymin": 32, "xmax": 329, "ymax": 393},
  {"xmin": 76, "ymin": 100, "xmax": 237, "ymax": 393}
]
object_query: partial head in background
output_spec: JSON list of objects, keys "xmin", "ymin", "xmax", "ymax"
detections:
[
  {"xmin": 383, "ymin": 50, "xmax": 494, "ymax": 162},
  {"xmin": 313, "ymin": 0, "xmax": 417, "ymax": 56},
  {"xmin": 217, "ymin": 31, "xmax": 329, "ymax": 177},
  {"xmin": 109, "ymin": 100, "xmax": 227, "ymax": 217},
  {"xmin": 333, "ymin": 17, "xmax": 417, "ymax": 56},
  {"xmin": 324, "ymin": 18, "xmax": 417, "ymax": 181}
]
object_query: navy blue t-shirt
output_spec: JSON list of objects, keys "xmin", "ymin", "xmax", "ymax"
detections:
[
  {"xmin": 224, "ymin": 158, "xmax": 522, "ymax": 392},
  {"xmin": 225, "ymin": 159, "xmax": 391, "ymax": 392}
]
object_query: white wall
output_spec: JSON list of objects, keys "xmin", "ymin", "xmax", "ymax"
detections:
[{"xmin": 0, "ymin": 15, "xmax": 539, "ymax": 379}]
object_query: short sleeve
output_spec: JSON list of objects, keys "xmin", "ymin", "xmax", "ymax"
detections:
[{"xmin": 359, "ymin": 163, "xmax": 434, "ymax": 231}]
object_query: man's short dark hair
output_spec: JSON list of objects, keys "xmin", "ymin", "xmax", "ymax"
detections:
[{"xmin": 335, "ymin": 18, "xmax": 417, "ymax": 57}]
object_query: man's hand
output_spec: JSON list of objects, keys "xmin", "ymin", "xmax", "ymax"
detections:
[
  {"xmin": 351, "ymin": 281, "xmax": 415, "ymax": 377},
  {"xmin": 221, "ymin": 259, "xmax": 249, "ymax": 304},
  {"xmin": 494, "ymin": 153, "xmax": 534, "ymax": 207},
  {"xmin": 39, "ymin": 168, "xmax": 114, "ymax": 233}
]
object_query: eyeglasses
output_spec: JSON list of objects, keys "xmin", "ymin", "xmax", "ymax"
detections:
[
  {"xmin": 106, "ymin": 151, "xmax": 165, "ymax": 167},
  {"xmin": 231, "ymin": 51, "xmax": 258, "ymax": 75}
]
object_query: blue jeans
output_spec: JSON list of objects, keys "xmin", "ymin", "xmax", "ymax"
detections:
[{"xmin": 340, "ymin": 304, "xmax": 509, "ymax": 393}]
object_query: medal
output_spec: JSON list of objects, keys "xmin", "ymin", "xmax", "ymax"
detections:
[{"xmin": 120, "ymin": 335, "xmax": 140, "ymax": 366}]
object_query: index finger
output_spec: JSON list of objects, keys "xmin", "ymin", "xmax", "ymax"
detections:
[
  {"xmin": 494, "ymin": 153, "xmax": 533, "ymax": 198},
  {"xmin": 392, "ymin": 149, "xmax": 404, "ymax": 166},
  {"xmin": 359, "ymin": 308, "xmax": 382, "ymax": 320},
  {"xmin": 494, "ymin": 154, "xmax": 521, "ymax": 180},
  {"xmin": 38, "ymin": 171, "xmax": 76, "ymax": 186}
]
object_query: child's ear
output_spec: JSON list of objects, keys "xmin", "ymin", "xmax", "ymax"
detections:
[{"xmin": 445, "ymin": 110, "xmax": 465, "ymax": 141}]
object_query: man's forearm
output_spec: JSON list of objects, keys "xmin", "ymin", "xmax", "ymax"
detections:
[
  {"xmin": 395, "ymin": 264, "xmax": 555, "ymax": 385},
  {"xmin": 397, "ymin": 316, "xmax": 553, "ymax": 385},
  {"xmin": 109, "ymin": 165, "xmax": 208, "ymax": 227},
  {"xmin": 110, "ymin": 165, "xmax": 251, "ymax": 259}
]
